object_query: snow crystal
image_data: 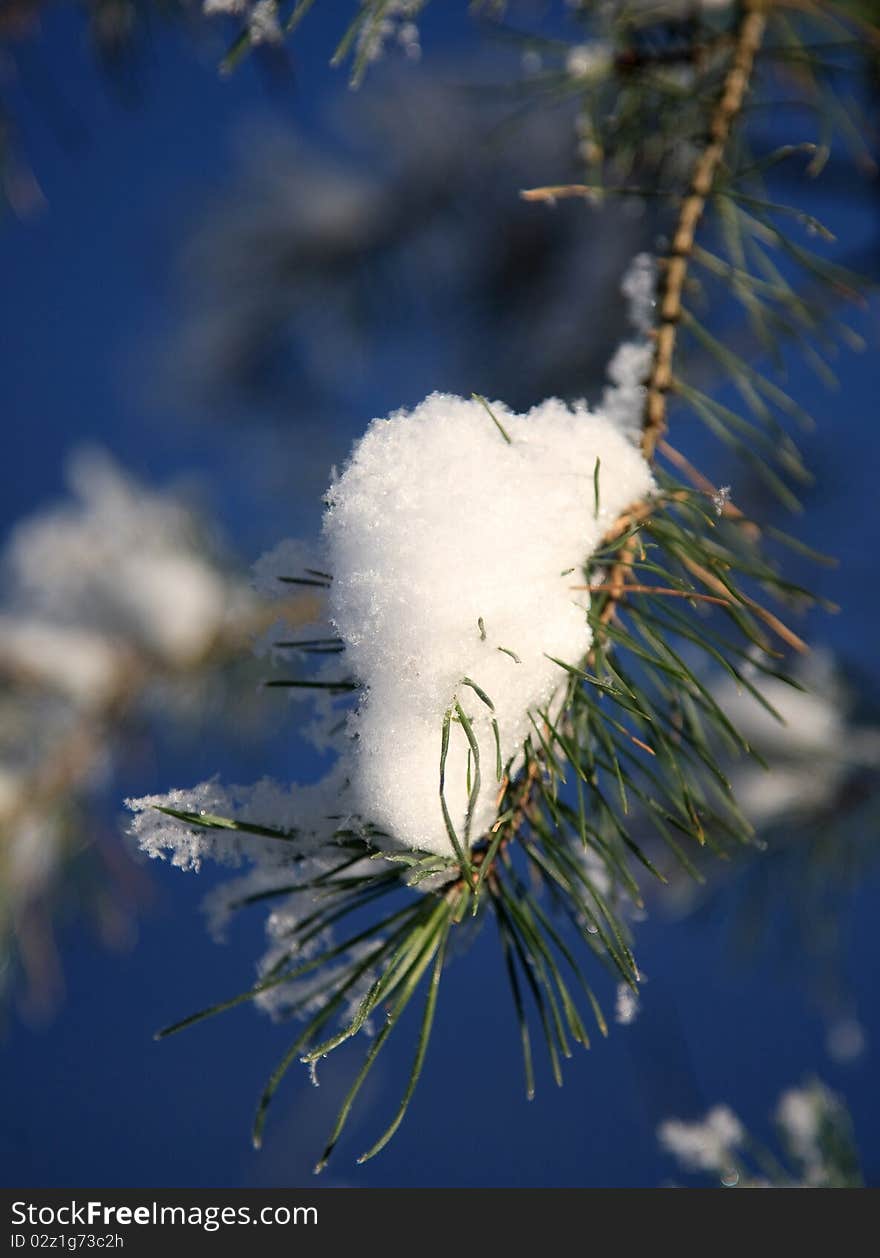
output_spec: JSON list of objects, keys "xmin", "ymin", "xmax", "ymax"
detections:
[
  {"xmin": 324, "ymin": 392, "xmax": 653, "ymax": 855},
  {"xmin": 127, "ymin": 766, "xmax": 387, "ymax": 1025},
  {"xmin": 251, "ymin": 537, "xmax": 329, "ymax": 603},
  {"xmin": 658, "ymin": 1104, "xmax": 744, "ymax": 1172},
  {"xmin": 125, "ymin": 767, "xmax": 351, "ymax": 872},
  {"xmin": 712, "ymin": 484, "xmax": 731, "ymax": 516},
  {"xmin": 170, "ymin": 795, "xmax": 384, "ymax": 1027}
]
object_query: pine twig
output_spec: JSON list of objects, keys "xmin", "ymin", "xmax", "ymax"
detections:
[
  {"xmin": 643, "ymin": 0, "xmax": 769, "ymax": 460},
  {"xmin": 479, "ymin": 1, "xmax": 774, "ymax": 879}
]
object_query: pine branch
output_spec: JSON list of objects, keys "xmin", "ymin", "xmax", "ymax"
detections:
[
  {"xmin": 133, "ymin": 0, "xmax": 878, "ymax": 1171},
  {"xmin": 644, "ymin": 0, "xmax": 769, "ymax": 460},
  {"xmin": 483, "ymin": 2, "xmax": 772, "ymax": 877}
]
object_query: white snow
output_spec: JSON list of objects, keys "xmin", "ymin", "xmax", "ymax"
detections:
[
  {"xmin": 775, "ymin": 1081, "xmax": 841, "ymax": 1184},
  {"xmin": 776, "ymin": 1087, "xmax": 821, "ymax": 1161},
  {"xmin": 619, "ymin": 252, "xmax": 656, "ymax": 335},
  {"xmin": 658, "ymin": 1104, "xmax": 744, "ymax": 1172},
  {"xmin": 4, "ymin": 448, "xmax": 243, "ymax": 668},
  {"xmin": 614, "ymin": 982, "xmax": 639, "ymax": 1024},
  {"xmin": 125, "ymin": 259, "xmax": 658, "ymax": 1021},
  {"xmin": 202, "ymin": 0, "xmax": 247, "ymax": 14},
  {"xmin": 248, "ymin": 0, "xmax": 282, "ymax": 45},
  {"xmin": 0, "ymin": 448, "xmax": 259, "ymax": 954},
  {"xmin": 602, "ymin": 341, "xmax": 653, "ymax": 437},
  {"xmin": 250, "ymin": 536, "xmax": 328, "ymax": 603},
  {"xmin": 324, "ymin": 391, "xmax": 653, "ymax": 855},
  {"xmin": 599, "ymin": 253, "xmax": 654, "ymax": 436},
  {"xmin": 717, "ymin": 650, "xmax": 880, "ymax": 826},
  {"xmin": 0, "ymin": 616, "xmax": 123, "ymax": 708},
  {"xmin": 712, "ymin": 484, "xmax": 731, "ymax": 515},
  {"xmin": 355, "ymin": 0, "xmax": 423, "ymax": 66},
  {"xmin": 126, "ymin": 767, "xmax": 352, "ymax": 872},
  {"xmin": 129, "ymin": 255, "xmax": 657, "ymax": 862},
  {"xmin": 128, "ymin": 767, "xmax": 380, "ymax": 1024}
]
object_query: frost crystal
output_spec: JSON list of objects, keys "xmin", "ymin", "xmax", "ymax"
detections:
[
  {"xmin": 712, "ymin": 485, "xmax": 731, "ymax": 516},
  {"xmin": 324, "ymin": 392, "xmax": 653, "ymax": 855},
  {"xmin": 251, "ymin": 537, "xmax": 328, "ymax": 602},
  {"xmin": 126, "ymin": 768, "xmax": 350, "ymax": 872},
  {"xmin": 126, "ymin": 767, "xmax": 381, "ymax": 1012}
]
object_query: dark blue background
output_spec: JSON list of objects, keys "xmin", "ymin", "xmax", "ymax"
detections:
[{"xmin": 2, "ymin": 4, "xmax": 878, "ymax": 1187}]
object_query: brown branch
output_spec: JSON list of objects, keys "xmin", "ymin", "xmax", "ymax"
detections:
[
  {"xmin": 580, "ymin": 583, "xmax": 733, "ymax": 607},
  {"xmin": 520, "ymin": 184, "xmax": 604, "ymax": 205},
  {"xmin": 643, "ymin": 0, "xmax": 769, "ymax": 461},
  {"xmin": 478, "ymin": 4, "xmax": 774, "ymax": 880},
  {"xmin": 657, "ymin": 438, "xmax": 761, "ymax": 541},
  {"xmin": 675, "ymin": 551, "xmax": 809, "ymax": 653}
]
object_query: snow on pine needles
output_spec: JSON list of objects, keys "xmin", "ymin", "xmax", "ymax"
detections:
[
  {"xmin": 324, "ymin": 391, "xmax": 653, "ymax": 855},
  {"xmin": 126, "ymin": 258, "xmax": 656, "ymax": 1038},
  {"xmin": 129, "ymin": 357, "xmax": 654, "ymax": 866}
]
